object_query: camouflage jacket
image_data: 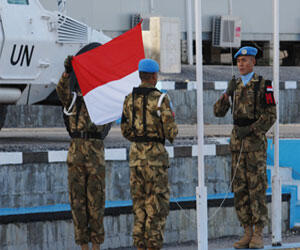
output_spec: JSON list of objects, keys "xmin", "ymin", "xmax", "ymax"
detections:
[
  {"xmin": 56, "ymin": 73, "xmax": 111, "ymax": 136},
  {"xmin": 214, "ymin": 73, "xmax": 277, "ymax": 152},
  {"xmin": 121, "ymin": 82, "xmax": 178, "ymax": 167}
]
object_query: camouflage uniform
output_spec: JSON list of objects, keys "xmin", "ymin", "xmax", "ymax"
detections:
[
  {"xmin": 214, "ymin": 73, "xmax": 276, "ymax": 227},
  {"xmin": 56, "ymin": 74, "xmax": 111, "ymax": 245},
  {"xmin": 121, "ymin": 82, "xmax": 178, "ymax": 249}
]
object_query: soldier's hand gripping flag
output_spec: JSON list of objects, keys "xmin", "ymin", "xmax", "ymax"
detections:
[{"xmin": 72, "ymin": 22, "xmax": 145, "ymax": 125}]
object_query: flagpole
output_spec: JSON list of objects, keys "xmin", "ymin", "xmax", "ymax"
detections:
[
  {"xmin": 272, "ymin": 0, "xmax": 282, "ymax": 246},
  {"xmin": 186, "ymin": 0, "xmax": 193, "ymax": 65},
  {"xmin": 195, "ymin": 0, "xmax": 208, "ymax": 249}
]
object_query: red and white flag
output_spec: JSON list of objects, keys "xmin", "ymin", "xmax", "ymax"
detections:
[{"xmin": 72, "ymin": 22, "xmax": 145, "ymax": 125}]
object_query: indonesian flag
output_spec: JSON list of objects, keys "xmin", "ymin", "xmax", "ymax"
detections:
[{"xmin": 72, "ymin": 22, "xmax": 145, "ymax": 125}]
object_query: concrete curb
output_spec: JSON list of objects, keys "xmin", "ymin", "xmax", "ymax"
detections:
[
  {"xmin": 157, "ymin": 80, "xmax": 300, "ymax": 90},
  {"xmin": 0, "ymin": 138, "xmax": 230, "ymax": 165}
]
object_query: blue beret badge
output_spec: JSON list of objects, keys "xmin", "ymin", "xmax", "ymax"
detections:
[{"xmin": 234, "ymin": 46, "xmax": 258, "ymax": 59}]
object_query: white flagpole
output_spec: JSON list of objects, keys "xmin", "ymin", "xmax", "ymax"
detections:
[
  {"xmin": 195, "ymin": 0, "xmax": 208, "ymax": 249},
  {"xmin": 186, "ymin": 0, "xmax": 194, "ymax": 65},
  {"xmin": 272, "ymin": 0, "xmax": 282, "ymax": 246}
]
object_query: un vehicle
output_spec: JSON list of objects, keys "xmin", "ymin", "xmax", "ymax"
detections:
[{"xmin": 0, "ymin": 0, "xmax": 110, "ymax": 129}]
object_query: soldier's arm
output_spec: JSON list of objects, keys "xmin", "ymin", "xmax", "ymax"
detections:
[
  {"xmin": 56, "ymin": 73, "xmax": 72, "ymax": 107},
  {"xmin": 160, "ymin": 95, "xmax": 178, "ymax": 143},
  {"xmin": 250, "ymin": 98, "xmax": 277, "ymax": 136},
  {"xmin": 121, "ymin": 96, "xmax": 134, "ymax": 141},
  {"xmin": 96, "ymin": 122, "xmax": 112, "ymax": 138},
  {"xmin": 213, "ymin": 93, "xmax": 231, "ymax": 117}
]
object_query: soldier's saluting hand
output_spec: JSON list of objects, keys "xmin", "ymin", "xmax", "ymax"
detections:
[{"xmin": 214, "ymin": 46, "xmax": 276, "ymax": 249}]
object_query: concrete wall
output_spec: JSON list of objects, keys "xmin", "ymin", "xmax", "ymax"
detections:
[
  {"xmin": 3, "ymin": 86, "xmax": 300, "ymax": 128},
  {"xmin": 0, "ymin": 155, "xmax": 229, "ymax": 208},
  {"xmin": 39, "ymin": 0, "xmax": 300, "ymax": 41},
  {"xmin": 169, "ymin": 88, "xmax": 300, "ymax": 124}
]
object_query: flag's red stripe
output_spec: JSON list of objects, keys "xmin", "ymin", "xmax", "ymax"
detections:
[{"xmin": 72, "ymin": 23, "xmax": 145, "ymax": 96}]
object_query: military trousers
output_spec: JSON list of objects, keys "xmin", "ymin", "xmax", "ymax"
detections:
[
  {"xmin": 232, "ymin": 150, "xmax": 268, "ymax": 227},
  {"xmin": 67, "ymin": 138, "xmax": 106, "ymax": 245},
  {"xmin": 130, "ymin": 164, "xmax": 170, "ymax": 250}
]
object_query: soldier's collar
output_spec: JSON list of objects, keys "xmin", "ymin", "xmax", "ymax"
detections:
[
  {"xmin": 236, "ymin": 72, "xmax": 258, "ymax": 87},
  {"xmin": 251, "ymin": 73, "xmax": 260, "ymax": 82},
  {"xmin": 245, "ymin": 73, "xmax": 259, "ymax": 88},
  {"xmin": 140, "ymin": 82, "xmax": 156, "ymax": 88}
]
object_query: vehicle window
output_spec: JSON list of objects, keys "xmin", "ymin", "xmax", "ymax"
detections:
[{"xmin": 7, "ymin": 0, "xmax": 29, "ymax": 4}]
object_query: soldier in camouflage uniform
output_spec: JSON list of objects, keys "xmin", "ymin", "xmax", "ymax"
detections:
[
  {"xmin": 56, "ymin": 55, "xmax": 111, "ymax": 250},
  {"xmin": 121, "ymin": 59, "xmax": 178, "ymax": 250},
  {"xmin": 214, "ymin": 47, "xmax": 276, "ymax": 249}
]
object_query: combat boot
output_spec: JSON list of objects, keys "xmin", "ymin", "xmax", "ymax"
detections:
[
  {"xmin": 233, "ymin": 225, "xmax": 253, "ymax": 249},
  {"xmin": 249, "ymin": 225, "xmax": 264, "ymax": 249},
  {"xmin": 81, "ymin": 244, "xmax": 89, "ymax": 250},
  {"xmin": 92, "ymin": 243, "xmax": 100, "ymax": 250}
]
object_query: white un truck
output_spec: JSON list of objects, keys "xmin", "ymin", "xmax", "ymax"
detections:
[{"xmin": 0, "ymin": 0, "xmax": 110, "ymax": 129}]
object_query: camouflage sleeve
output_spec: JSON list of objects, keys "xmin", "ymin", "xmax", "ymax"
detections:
[
  {"xmin": 56, "ymin": 73, "xmax": 71, "ymax": 107},
  {"xmin": 251, "ymin": 102, "xmax": 277, "ymax": 136},
  {"xmin": 121, "ymin": 96, "xmax": 134, "ymax": 141},
  {"xmin": 96, "ymin": 122, "xmax": 112, "ymax": 138},
  {"xmin": 213, "ymin": 94, "xmax": 230, "ymax": 117},
  {"xmin": 161, "ymin": 95, "xmax": 178, "ymax": 143}
]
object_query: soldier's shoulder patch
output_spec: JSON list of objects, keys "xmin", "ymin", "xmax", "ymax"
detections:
[{"xmin": 264, "ymin": 80, "xmax": 275, "ymax": 105}]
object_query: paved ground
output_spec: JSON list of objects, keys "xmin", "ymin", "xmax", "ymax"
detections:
[
  {"xmin": 1, "ymin": 124, "xmax": 300, "ymax": 141},
  {"xmin": 1, "ymin": 124, "xmax": 300, "ymax": 151},
  {"xmin": 111, "ymin": 231, "xmax": 300, "ymax": 249},
  {"xmin": 110, "ymin": 231, "xmax": 300, "ymax": 250}
]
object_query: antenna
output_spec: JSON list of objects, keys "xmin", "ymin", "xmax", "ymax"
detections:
[{"xmin": 57, "ymin": 0, "xmax": 66, "ymax": 14}]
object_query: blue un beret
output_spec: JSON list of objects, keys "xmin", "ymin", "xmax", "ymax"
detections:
[
  {"xmin": 234, "ymin": 46, "xmax": 258, "ymax": 59},
  {"xmin": 138, "ymin": 59, "xmax": 159, "ymax": 73}
]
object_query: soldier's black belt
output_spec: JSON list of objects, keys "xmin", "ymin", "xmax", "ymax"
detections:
[
  {"xmin": 132, "ymin": 136, "xmax": 165, "ymax": 144},
  {"xmin": 234, "ymin": 119, "xmax": 257, "ymax": 127},
  {"xmin": 70, "ymin": 131, "xmax": 105, "ymax": 140}
]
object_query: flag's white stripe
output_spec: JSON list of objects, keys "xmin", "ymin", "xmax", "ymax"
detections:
[{"xmin": 84, "ymin": 71, "xmax": 140, "ymax": 125}]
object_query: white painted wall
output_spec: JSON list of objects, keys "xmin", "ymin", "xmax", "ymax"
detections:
[{"xmin": 37, "ymin": 0, "xmax": 300, "ymax": 40}]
